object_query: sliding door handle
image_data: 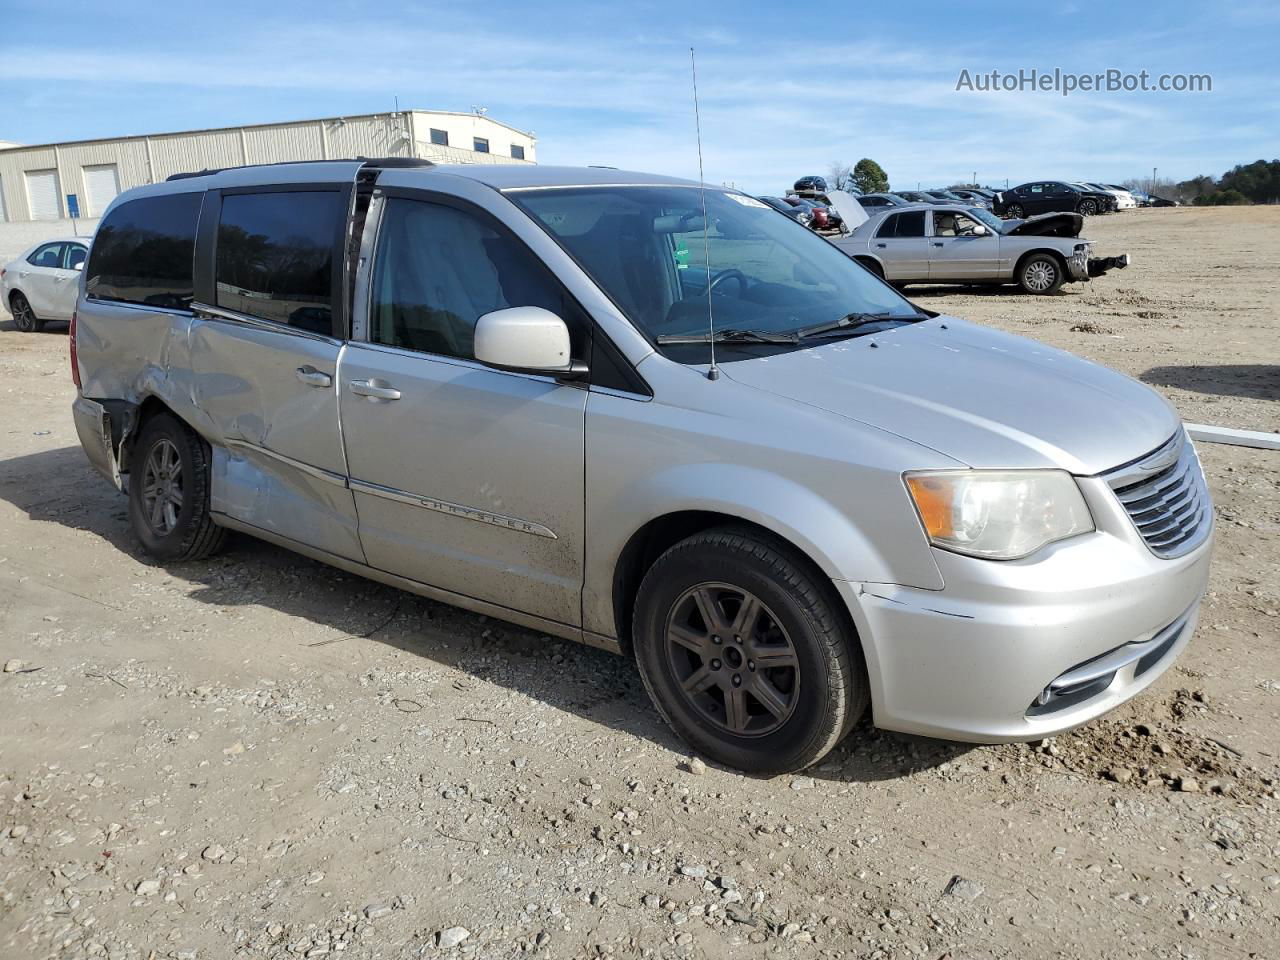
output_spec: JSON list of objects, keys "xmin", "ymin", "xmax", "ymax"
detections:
[
  {"xmin": 349, "ymin": 379, "xmax": 401, "ymax": 401},
  {"xmin": 295, "ymin": 365, "xmax": 332, "ymax": 387}
]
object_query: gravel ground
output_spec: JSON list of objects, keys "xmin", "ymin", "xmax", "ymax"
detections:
[{"xmin": 0, "ymin": 205, "xmax": 1277, "ymax": 960}]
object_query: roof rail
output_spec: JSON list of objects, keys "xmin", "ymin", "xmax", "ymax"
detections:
[{"xmin": 165, "ymin": 156, "xmax": 434, "ymax": 182}]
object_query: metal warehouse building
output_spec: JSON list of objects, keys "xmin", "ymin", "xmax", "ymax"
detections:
[{"xmin": 0, "ymin": 109, "xmax": 536, "ymax": 224}]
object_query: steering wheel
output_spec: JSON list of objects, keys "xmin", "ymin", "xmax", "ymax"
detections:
[{"xmin": 703, "ymin": 268, "xmax": 748, "ymax": 297}]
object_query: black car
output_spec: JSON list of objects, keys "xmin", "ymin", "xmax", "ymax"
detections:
[
  {"xmin": 992, "ymin": 181, "xmax": 1114, "ymax": 219},
  {"xmin": 947, "ymin": 189, "xmax": 994, "ymax": 207},
  {"xmin": 857, "ymin": 192, "xmax": 913, "ymax": 210},
  {"xmin": 896, "ymin": 190, "xmax": 950, "ymax": 205},
  {"xmin": 792, "ymin": 175, "xmax": 829, "ymax": 196}
]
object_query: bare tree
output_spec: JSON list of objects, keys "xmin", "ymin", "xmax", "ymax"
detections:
[{"xmin": 827, "ymin": 162, "xmax": 853, "ymax": 192}]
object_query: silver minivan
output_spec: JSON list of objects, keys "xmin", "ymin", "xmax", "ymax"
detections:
[{"xmin": 71, "ymin": 160, "xmax": 1212, "ymax": 774}]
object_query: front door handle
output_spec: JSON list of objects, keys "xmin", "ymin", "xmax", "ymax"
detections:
[
  {"xmin": 875, "ymin": 242, "xmax": 887, "ymax": 248},
  {"xmin": 932, "ymin": 242, "xmax": 944, "ymax": 247},
  {"xmin": 349, "ymin": 379, "xmax": 401, "ymax": 401},
  {"xmin": 295, "ymin": 366, "xmax": 332, "ymax": 388}
]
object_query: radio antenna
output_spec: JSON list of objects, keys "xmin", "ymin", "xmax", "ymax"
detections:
[{"xmin": 690, "ymin": 47, "xmax": 719, "ymax": 381}]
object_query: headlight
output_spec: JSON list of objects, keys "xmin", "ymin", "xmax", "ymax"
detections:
[{"xmin": 904, "ymin": 470, "xmax": 1094, "ymax": 560}]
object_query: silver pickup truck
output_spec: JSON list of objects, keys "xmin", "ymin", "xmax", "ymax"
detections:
[{"xmin": 71, "ymin": 160, "xmax": 1209, "ymax": 774}]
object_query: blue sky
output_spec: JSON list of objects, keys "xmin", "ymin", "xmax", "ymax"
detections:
[{"xmin": 2, "ymin": 0, "xmax": 1276, "ymax": 194}]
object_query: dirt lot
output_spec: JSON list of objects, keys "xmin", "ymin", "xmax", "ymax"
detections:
[{"xmin": 1, "ymin": 206, "xmax": 1277, "ymax": 960}]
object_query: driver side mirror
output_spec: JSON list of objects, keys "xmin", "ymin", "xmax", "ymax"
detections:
[{"xmin": 474, "ymin": 307, "xmax": 587, "ymax": 380}]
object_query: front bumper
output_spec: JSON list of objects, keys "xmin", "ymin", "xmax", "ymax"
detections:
[
  {"xmin": 1088, "ymin": 253, "xmax": 1130, "ymax": 277},
  {"xmin": 837, "ymin": 474, "xmax": 1213, "ymax": 742}
]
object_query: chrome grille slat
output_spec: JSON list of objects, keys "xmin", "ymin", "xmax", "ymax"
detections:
[{"xmin": 1104, "ymin": 432, "xmax": 1212, "ymax": 559}]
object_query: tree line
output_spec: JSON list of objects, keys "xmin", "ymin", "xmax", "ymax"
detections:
[{"xmin": 1127, "ymin": 159, "xmax": 1280, "ymax": 206}]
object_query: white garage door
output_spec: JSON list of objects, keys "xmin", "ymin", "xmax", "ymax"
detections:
[
  {"xmin": 25, "ymin": 169, "xmax": 61, "ymax": 221},
  {"xmin": 83, "ymin": 164, "xmax": 121, "ymax": 216}
]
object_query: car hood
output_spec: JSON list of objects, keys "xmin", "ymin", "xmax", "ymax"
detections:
[
  {"xmin": 722, "ymin": 319, "xmax": 1180, "ymax": 474},
  {"xmin": 1003, "ymin": 211, "xmax": 1083, "ymax": 238},
  {"xmin": 827, "ymin": 191, "xmax": 869, "ymax": 233}
]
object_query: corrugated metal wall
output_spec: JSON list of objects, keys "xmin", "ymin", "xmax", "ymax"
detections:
[
  {"xmin": 328, "ymin": 115, "xmax": 413, "ymax": 159},
  {"xmin": 244, "ymin": 121, "xmax": 324, "ymax": 164},
  {"xmin": 0, "ymin": 111, "xmax": 536, "ymax": 222},
  {"xmin": 149, "ymin": 130, "xmax": 244, "ymax": 181}
]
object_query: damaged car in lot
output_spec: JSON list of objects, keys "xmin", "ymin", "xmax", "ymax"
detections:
[
  {"xmin": 829, "ymin": 202, "xmax": 1130, "ymax": 294},
  {"xmin": 71, "ymin": 161, "xmax": 1201, "ymax": 775}
]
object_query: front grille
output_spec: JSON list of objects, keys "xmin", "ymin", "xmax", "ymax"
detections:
[{"xmin": 1105, "ymin": 432, "xmax": 1211, "ymax": 558}]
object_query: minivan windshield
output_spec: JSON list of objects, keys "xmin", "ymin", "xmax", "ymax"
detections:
[{"xmin": 510, "ymin": 186, "xmax": 920, "ymax": 357}]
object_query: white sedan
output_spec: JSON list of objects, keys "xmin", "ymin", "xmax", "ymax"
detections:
[{"xmin": 2, "ymin": 237, "xmax": 89, "ymax": 332}]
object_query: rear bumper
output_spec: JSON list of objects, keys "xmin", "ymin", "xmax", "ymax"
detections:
[
  {"xmin": 72, "ymin": 393, "xmax": 122, "ymax": 489},
  {"xmin": 837, "ymin": 475, "xmax": 1213, "ymax": 742}
]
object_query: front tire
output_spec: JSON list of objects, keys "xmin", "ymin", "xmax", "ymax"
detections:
[
  {"xmin": 10, "ymin": 292, "xmax": 43, "ymax": 332},
  {"xmin": 1017, "ymin": 253, "xmax": 1065, "ymax": 295},
  {"xmin": 128, "ymin": 413, "xmax": 228, "ymax": 562},
  {"xmin": 1078, "ymin": 199, "xmax": 1098, "ymax": 216},
  {"xmin": 632, "ymin": 527, "xmax": 867, "ymax": 774},
  {"xmin": 1004, "ymin": 203, "xmax": 1024, "ymax": 219}
]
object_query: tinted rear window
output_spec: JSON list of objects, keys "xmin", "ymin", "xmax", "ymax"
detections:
[
  {"xmin": 86, "ymin": 193, "xmax": 201, "ymax": 309},
  {"xmin": 215, "ymin": 191, "xmax": 342, "ymax": 333},
  {"xmin": 876, "ymin": 211, "xmax": 925, "ymax": 238}
]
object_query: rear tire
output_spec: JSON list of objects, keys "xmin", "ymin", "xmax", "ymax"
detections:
[
  {"xmin": 10, "ymin": 292, "xmax": 43, "ymax": 332},
  {"xmin": 128, "ymin": 413, "xmax": 228, "ymax": 562},
  {"xmin": 1017, "ymin": 253, "xmax": 1065, "ymax": 295},
  {"xmin": 632, "ymin": 526, "xmax": 867, "ymax": 774}
]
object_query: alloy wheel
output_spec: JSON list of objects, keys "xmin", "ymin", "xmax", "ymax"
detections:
[
  {"xmin": 140, "ymin": 438, "xmax": 184, "ymax": 535},
  {"xmin": 1023, "ymin": 259, "xmax": 1057, "ymax": 292},
  {"xmin": 1006, "ymin": 205, "xmax": 1024, "ymax": 219},
  {"xmin": 11, "ymin": 295, "xmax": 35, "ymax": 332},
  {"xmin": 1080, "ymin": 200, "xmax": 1097, "ymax": 216},
  {"xmin": 664, "ymin": 582, "xmax": 800, "ymax": 737}
]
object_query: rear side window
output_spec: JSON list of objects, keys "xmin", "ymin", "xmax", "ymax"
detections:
[
  {"xmin": 28, "ymin": 243, "xmax": 65, "ymax": 268},
  {"xmin": 85, "ymin": 193, "xmax": 200, "ymax": 309},
  {"xmin": 876, "ymin": 211, "xmax": 925, "ymax": 238},
  {"xmin": 215, "ymin": 191, "xmax": 343, "ymax": 334}
]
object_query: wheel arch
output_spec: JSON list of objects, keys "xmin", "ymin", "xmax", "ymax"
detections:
[
  {"xmin": 853, "ymin": 255, "xmax": 885, "ymax": 278},
  {"xmin": 603, "ymin": 468, "xmax": 904, "ymax": 655},
  {"xmin": 1014, "ymin": 246, "xmax": 1068, "ymax": 277},
  {"xmin": 118, "ymin": 393, "xmax": 207, "ymax": 478}
]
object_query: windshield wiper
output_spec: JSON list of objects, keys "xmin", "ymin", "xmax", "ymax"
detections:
[
  {"xmin": 656, "ymin": 328, "xmax": 799, "ymax": 345},
  {"xmin": 791, "ymin": 311, "xmax": 928, "ymax": 340}
]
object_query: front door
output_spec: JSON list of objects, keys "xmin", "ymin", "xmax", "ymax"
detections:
[
  {"xmin": 190, "ymin": 186, "xmax": 362, "ymax": 561},
  {"xmin": 339, "ymin": 193, "xmax": 587, "ymax": 626},
  {"xmin": 928, "ymin": 210, "xmax": 1001, "ymax": 280}
]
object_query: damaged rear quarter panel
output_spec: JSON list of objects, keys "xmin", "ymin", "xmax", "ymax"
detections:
[{"xmin": 74, "ymin": 300, "xmax": 203, "ymax": 478}]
